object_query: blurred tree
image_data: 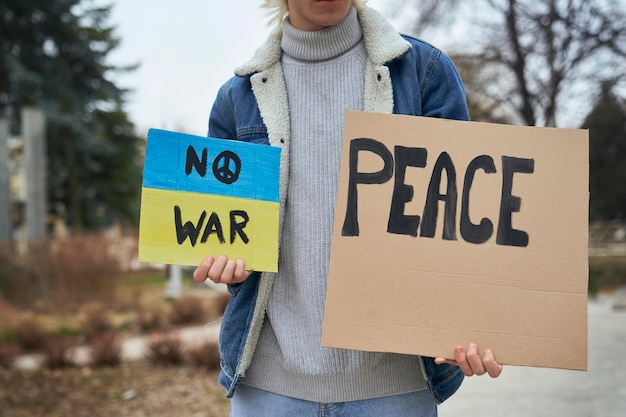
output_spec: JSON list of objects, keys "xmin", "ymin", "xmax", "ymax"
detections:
[
  {"xmin": 385, "ymin": 0, "xmax": 461, "ymax": 37},
  {"xmin": 0, "ymin": 0, "xmax": 142, "ymax": 230},
  {"xmin": 451, "ymin": 54, "xmax": 516, "ymax": 124},
  {"xmin": 394, "ymin": 0, "xmax": 626, "ymax": 127},
  {"xmin": 583, "ymin": 82, "xmax": 626, "ymax": 221}
]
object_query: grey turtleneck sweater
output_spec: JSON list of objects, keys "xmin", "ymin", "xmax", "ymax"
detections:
[{"xmin": 243, "ymin": 7, "xmax": 427, "ymax": 403}]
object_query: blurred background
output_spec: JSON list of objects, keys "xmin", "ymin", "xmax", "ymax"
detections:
[{"xmin": 1, "ymin": 1, "xmax": 625, "ymax": 416}]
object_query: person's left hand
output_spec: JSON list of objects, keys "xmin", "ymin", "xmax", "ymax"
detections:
[{"xmin": 434, "ymin": 343, "xmax": 503, "ymax": 377}]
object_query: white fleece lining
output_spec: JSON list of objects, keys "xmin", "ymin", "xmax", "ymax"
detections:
[{"xmin": 236, "ymin": 65, "xmax": 291, "ymax": 378}]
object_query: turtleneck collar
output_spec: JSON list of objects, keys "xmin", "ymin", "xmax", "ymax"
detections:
[{"xmin": 281, "ymin": 7, "xmax": 363, "ymax": 62}]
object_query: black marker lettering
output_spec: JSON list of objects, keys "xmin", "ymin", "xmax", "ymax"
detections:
[
  {"xmin": 387, "ymin": 146, "xmax": 427, "ymax": 236},
  {"xmin": 420, "ymin": 152, "xmax": 458, "ymax": 240},
  {"xmin": 201, "ymin": 212, "xmax": 225, "ymax": 244},
  {"xmin": 496, "ymin": 156, "xmax": 534, "ymax": 247},
  {"xmin": 342, "ymin": 138, "xmax": 394, "ymax": 236},
  {"xmin": 185, "ymin": 146, "xmax": 208, "ymax": 177},
  {"xmin": 230, "ymin": 210, "xmax": 249, "ymax": 244},
  {"xmin": 460, "ymin": 155, "xmax": 497, "ymax": 244},
  {"xmin": 174, "ymin": 205, "xmax": 206, "ymax": 246},
  {"xmin": 213, "ymin": 150, "xmax": 241, "ymax": 185}
]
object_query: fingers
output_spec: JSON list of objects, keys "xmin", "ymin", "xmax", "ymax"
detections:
[
  {"xmin": 455, "ymin": 345, "xmax": 477, "ymax": 376},
  {"xmin": 193, "ymin": 256, "xmax": 214, "ymax": 283},
  {"xmin": 463, "ymin": 343, "xmax": 487, "ymax": 376},
  {"xmin": 234, "ymin": 259, "xmax": 252, "ymax": 281},
  {"xmin": 436, "ymin": 344, "xmax": 503, "ymax": 378},
  {"xmin": 209, "ymin": 255, "xmax": 230, "ymax": 281},
  {"xmin": 483, "ymin": 348, "xmax": 503, "ymax": 378},
  {"xmin": 193, "ymin": 255, "xmax": 252, "ymax": 284},
  {"xmin": 434, "ymin": 357, "xmax": 450, "ymax": 365}
]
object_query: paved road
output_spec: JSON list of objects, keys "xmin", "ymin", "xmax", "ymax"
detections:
[{"xmin": 439, "ymin": 297, "xmax": 626, "ymax": 417}]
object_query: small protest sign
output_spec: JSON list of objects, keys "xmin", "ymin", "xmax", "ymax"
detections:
[
  {"xmin": 138, "ymin": 129, "xmax": 281, "ymax": 272},
  {"xmin": 321, "ymin": 110, "xmax": 589, "ymax": 371}
]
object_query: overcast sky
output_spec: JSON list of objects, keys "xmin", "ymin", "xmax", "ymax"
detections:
[
  {"xmin": 106, "ymin": 1, "xmax": 623, "ymax": 134},
  {"xmin": 108, "ymin": 0, "xmax": 390, "ymax": 137}
]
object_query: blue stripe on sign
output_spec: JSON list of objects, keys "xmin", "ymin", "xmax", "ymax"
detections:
[{"xmin": 142, "ymin": 129, "xmax": 281, "ymax": 202}]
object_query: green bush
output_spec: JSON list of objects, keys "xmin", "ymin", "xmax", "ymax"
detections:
[{"xmin": 1, "ymin": 328, "xmax": 16, "ymax": 344}]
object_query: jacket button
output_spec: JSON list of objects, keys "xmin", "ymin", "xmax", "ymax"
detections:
[
  {"xmin": 377, "ymin": 73, "xmax": 382, "ymax": 81},
  {"xmin": 280, "ymin": 138, "xmax": 285, "ymax": 144},
  {"xmin": 262, "ymin": 78, "xmax": 268, "ymax": 83}
]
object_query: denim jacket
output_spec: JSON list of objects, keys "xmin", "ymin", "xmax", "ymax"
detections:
[{"xmin": 207, "ymin": 6, "xmax": 469, "ymax": 405}]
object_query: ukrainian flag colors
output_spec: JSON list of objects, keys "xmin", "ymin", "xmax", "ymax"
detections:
[{"xmin": 138, "ymin": 129, "xmax": 281, "ymax": 272}]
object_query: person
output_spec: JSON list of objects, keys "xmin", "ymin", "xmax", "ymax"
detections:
[{"xmin": 193, "ymin": 0, "xmax": 503, "ymax": 415}]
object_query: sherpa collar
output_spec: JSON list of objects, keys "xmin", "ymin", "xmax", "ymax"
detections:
[{"xmin": 234, "ymin": 5, "xmax": 410, "ymax": 76}]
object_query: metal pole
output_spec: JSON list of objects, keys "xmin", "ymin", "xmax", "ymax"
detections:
[
  {"xmin": 0, "ymin": 117, "xmax": 10, "ymax": 244},
  {"xmin": 165, "ymin": 264, "xmax": 183, "ymax": 299},
  {"xmin": 21, "ymin": 107, "xmax": 47, "ymax": 241}
]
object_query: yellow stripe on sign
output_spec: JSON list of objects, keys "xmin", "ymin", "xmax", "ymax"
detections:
[{"xmin": 138, "ymin": 187, "xmax": 279, "ymax": 272}]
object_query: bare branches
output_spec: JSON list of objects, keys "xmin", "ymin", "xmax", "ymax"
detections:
[
  {"xmin": 397, "ymin": 0, "xmax": 626, "ymax": 127},
  {"xmin": 386, "ymin": 0, "xmax": 462, "ymax": 37}
]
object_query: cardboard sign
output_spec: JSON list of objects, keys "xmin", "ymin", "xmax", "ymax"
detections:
[
  {"xmin": 138, "ymin": 129, "xmax": 281, "ymax": 272},
  {"xmin": 321, "ymin": 110, "xmax": 589, "ymax": 371}
]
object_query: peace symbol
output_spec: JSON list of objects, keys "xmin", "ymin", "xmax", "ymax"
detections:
[{"xmin": 212, "ymin": 150, "xmax": 241, "ymax": 184}]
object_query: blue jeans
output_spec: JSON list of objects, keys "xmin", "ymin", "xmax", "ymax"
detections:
[{"xmin": 230, "ymin": 384, "xmax": 438, "ymax": 417}]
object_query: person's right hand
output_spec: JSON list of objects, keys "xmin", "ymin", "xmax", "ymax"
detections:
[{"xmin": 193, "ymin": 255, "xmax": 252, "ymax": 285}]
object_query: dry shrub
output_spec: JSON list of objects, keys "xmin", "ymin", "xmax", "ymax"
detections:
[
  {"xmin": 136, "ymin": 308, "xmax": 168, "ymax": 333},
  {"xmin": 0, "ymin": 343, "xmax": 19, "ymax": 369},
  {"xmin": 116, "ymin": 286, "xmax": 143, "ymax": 312},
  {"xmin": 168, "ymin": 296, "xmax": 207, "ymax": 326},
  {"xmin": 89, "ymin": 331, "xmax": 122, "ymax": 367},
  {"xmin": 147, "ymin": 333, "xmax": 184, "ymax": 366},
  {"xmin": 45, "ymin": 234, "xmax": 119, "ymax": 308},
  {"xmin": 0, "ymin": 249, "xmax": 42, "ymax": 307},
  {"xmin": 8, "ymin": 234, "xmax": 121, "ymax": 313},
  {"xmin": 14, "ymin": 315, "xmax": 50, "ymax": 351},
  {"xmin": 186, "ymin": 339, "xmax": 220, "ymax": 370},
  {"xmin": 78, "ymin": 303, "xmax": 114, "ymax": 342},
  {"xmin": 0, "ymin": 297, "xmax": 19, "ymax": 334},
  {"xmin": 42, "ymin": 337, "xmax": 76, "ymax": 369},
  {"xmin": 208, "ymin": 291, "xmax": 231, "ymax": 318}
]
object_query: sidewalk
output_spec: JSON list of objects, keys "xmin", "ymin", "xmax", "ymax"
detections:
[{"xmin": 439, "ymin": 296, "xmax": 626, "ymax": 417}]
